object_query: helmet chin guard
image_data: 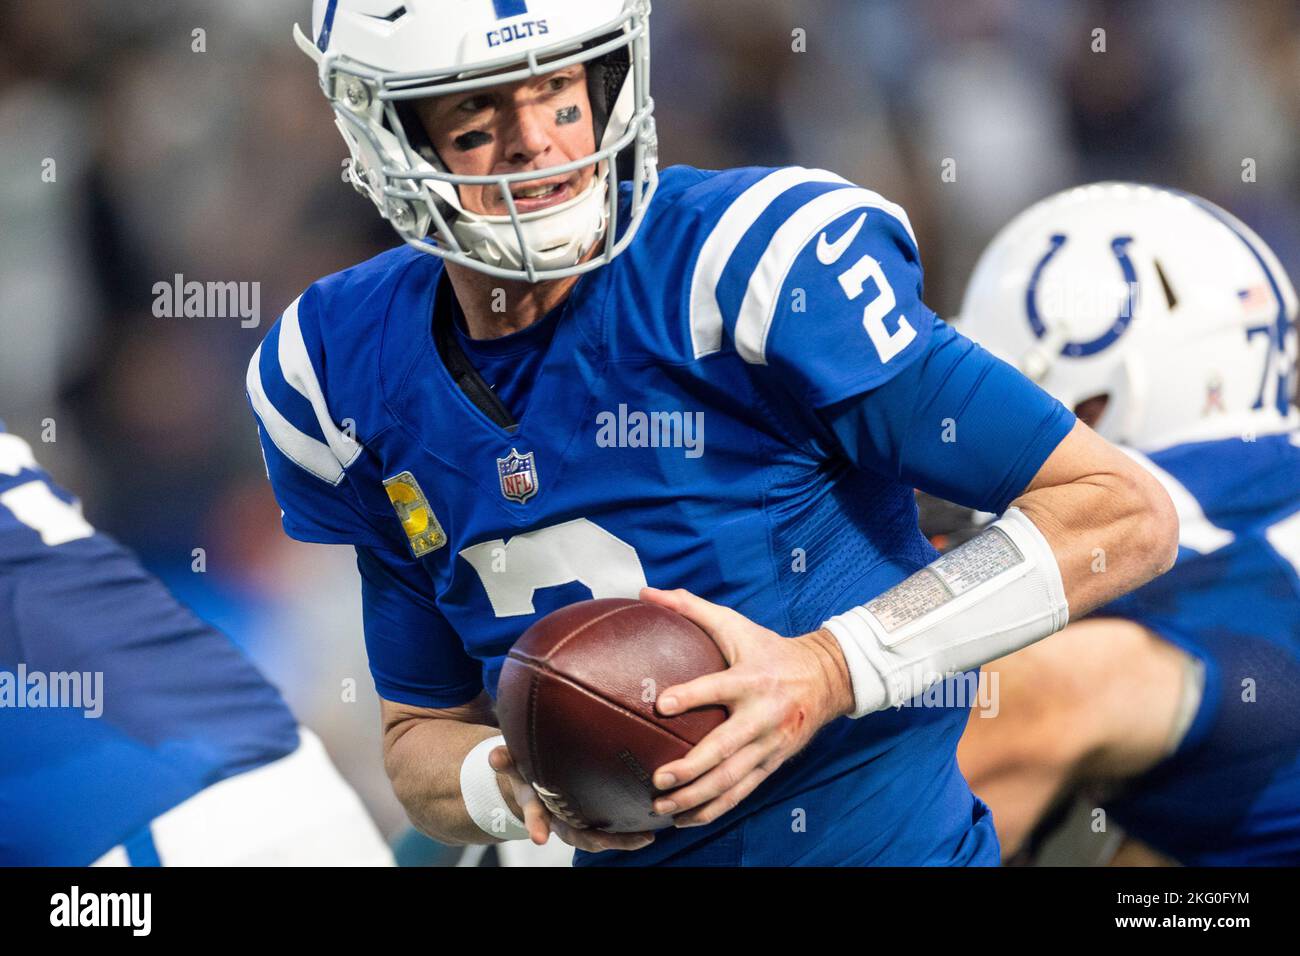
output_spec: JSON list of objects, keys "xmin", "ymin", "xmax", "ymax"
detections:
[
  {"xmin": 449, "ymin": 171, "xmax": 610, "ymax": 272},
  {"xmin": 298, "ymin": 0, "xmax": 658, "ymax": 283}
]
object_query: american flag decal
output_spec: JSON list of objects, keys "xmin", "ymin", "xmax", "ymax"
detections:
[
  {"xmin": 497, "ymin": 448, "xmax": 539, "ymax": 503},
  {"xmin": 1238, "ymin": 285, "xmax": 1273, "ymax": 313}
]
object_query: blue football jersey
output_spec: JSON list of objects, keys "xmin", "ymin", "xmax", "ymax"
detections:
[
  {"xmin": 0, "ymin": 427, "xmax": 299, "ymax": 866},
  {"xmin": 247, "ymin": 165, "xmax": 1075, "ymax": 865},
  {"xmin": 1097, "ymin": 429, "xmax": 1300, "ymax": 865}
]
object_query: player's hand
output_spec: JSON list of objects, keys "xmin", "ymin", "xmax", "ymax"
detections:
[
  {"xmin": 639, "ymin": 586, "xmax": 855, "ymax": 828},
  {"xmin": 488, "ymin": 745, "xmax": 656, "ymax": 853}
]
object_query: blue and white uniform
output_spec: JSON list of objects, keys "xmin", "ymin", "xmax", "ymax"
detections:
[
  {"xmin": 1099, "ymin": 429, "xmax": 1300, "ymax": 865},
  {"xmin": 247, "ymin": 165, "xmax": 1075, "ymax": 865},
  {"xmin": 0, "ymin": 427, "xmax": 391, "ymax": 866}
]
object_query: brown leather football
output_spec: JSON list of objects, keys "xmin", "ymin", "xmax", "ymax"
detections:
[{"xmin": 496, "ymin": 598, "xmax": 729, "ymax": 832}]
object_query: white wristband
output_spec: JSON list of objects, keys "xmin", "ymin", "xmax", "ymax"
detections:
[
  {"xmin": 460, "ymin": 735, "xmax": 529, "ymax": 841},
  {"xmin": 823, "ymin": 506, "xmax": 1069, "ymax": 718}
]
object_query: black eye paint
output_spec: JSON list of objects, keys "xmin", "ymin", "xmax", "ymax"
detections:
[
  {"xmin": 555, "ymin": 105, "xmax": 582, "ymax": 126},
  {"xmin": 453, "ymin": 130, "xmax": 494, "ymax": 151}
]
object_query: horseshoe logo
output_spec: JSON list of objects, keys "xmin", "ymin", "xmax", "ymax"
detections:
[{"xmin": 1025, "ymin": 234, "xmax": 1139, "ymax": 357}]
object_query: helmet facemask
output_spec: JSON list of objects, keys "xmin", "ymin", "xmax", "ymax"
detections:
[{"xmin": 297, "ymin": 0, "xmax": 658, "ymax": 283}]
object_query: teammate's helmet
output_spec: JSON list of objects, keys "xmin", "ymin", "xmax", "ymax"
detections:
[
  {"xmin": 296, "ymin": 0, "xmax": 657, "ymax": 282},
  {"xmin": 958, "ymin": 183, "xmax": 1298, "ymax": 451}
]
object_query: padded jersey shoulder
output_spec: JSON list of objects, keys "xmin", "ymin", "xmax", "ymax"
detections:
[
  {"xmin": 282, "ymin": 244, "xmax": 435, "ymax": 443},
  {"xmin": 609, "ymin": 164, "xmax": 932, "ymax": 405}
]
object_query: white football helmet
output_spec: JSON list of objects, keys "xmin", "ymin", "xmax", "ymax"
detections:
[
  {"xmin": 295, "ymin": 0, "xmax": 658, "ymax": 282},
  {"xmin": 958, "ymin": 183, "xmax": 1299, "ymax": 452}
]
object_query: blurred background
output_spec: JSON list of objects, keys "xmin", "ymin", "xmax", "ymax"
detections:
[{"xmin": 2, "ymin": 0, "xmax": 1298, "ymax": 839}]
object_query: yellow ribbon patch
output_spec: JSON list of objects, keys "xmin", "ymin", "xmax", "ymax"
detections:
[{"xmin": 383, "ymin": 471, "xmax": 446, "ymax": 557}]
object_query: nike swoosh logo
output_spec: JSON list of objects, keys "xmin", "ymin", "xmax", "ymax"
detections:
[
  {"xmin": 363, "ymin": 6, "xmax": 408, "ymax": 23},
  {"xmin": 816, "ymin": 212, "xmax": 867, "ymax": 265}
]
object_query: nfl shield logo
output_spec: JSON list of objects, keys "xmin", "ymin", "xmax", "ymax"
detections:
[{"xmin": 497, "ymin": 448, "xmax": 539, "ymax": 503}]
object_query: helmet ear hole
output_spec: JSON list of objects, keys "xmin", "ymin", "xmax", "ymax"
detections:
[
  {"xmin": 1074, "ymin": 393, "xmax": 1110, "ymax": 429},
  {"xmin": 584, "ymin": 37, "xmax": 631, "ymax": 146},
  {"xmin": 389, "ymin": 100, "xmax": 463, "ymax": 229},
  {"xmin": 393, "ymin": 101, "xmax": 445, "ymax": 170}
]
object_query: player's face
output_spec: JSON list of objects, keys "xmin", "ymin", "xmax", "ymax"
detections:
[{"xmin": 415, "ymin": 64, "xmax": 597, "ymax": 218}]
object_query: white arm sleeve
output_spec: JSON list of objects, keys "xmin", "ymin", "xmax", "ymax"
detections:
[{"xmin": 822, "ymin": 506, "xmax": 1069, "ymax": 718}]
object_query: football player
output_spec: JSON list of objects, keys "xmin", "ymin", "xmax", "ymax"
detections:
[
  {"xmin": 954, "ymin": 183, "xmax": 1300, "ymax": 865},
  {"xmin": 0, "ymin": 424, "xmax": 392, "ymax": 866},
  {"xmin": 246, "ymin": 0, "xmax": 1177, "ymax": 865}
]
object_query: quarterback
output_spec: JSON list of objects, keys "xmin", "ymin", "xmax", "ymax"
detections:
[{"xmin": 246, "ymin": 0, "xmax": 1178, "ymax": 865}]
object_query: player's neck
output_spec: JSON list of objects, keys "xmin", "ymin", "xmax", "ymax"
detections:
[
  {"xmin": 445, "ymin": 262, "xmax": 580, "ymax": 341},
  {"xmin": 445, "ymin": 240, "xmax": 605, "ymax": 339}
]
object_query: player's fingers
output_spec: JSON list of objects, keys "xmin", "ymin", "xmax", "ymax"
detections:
[
  {"xmin": 640, "ymin": 586, "xmax": 742, "ymax": 641},
  {"xmin": 520, "ymin": 790, "xmax": 553, "ymax": 845},
  {"xmin": 549, "ymin": 820, "xmax": 597, "ymax": 851},
  {"xmin": 655, "ymin": 668, "xmax": 742, "ymax": 717},
  {"xmin": 496, "ymin": 763, "xmax": 550, "ymax": 845},
  {"xmin": 488, "ymin": 744, "xmax": 548, "ymax": 840},
  {"xmin": 652, "ymin": 708, "xmax": 766, "ymax": 790},
  {"xmin": 552, "ymin": 818, "xmax": 654, "ymax": 853},
  {"xmin": 652, "ymin": 738, "xmax": 772, "ymax": 816},
  {"xmin": 673, "ymin": 762, "xmax": 774, "ymax": 828},
  {"xmin": 591, "ymin": 830, "xmax": 656, "ymax": 852},
  {"xmin": 487, "ymin": 744, "xmax": 514, "ymax": 772}
]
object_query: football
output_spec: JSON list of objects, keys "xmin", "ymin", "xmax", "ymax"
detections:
[{"xmin": 496, "ymin": 598, "xmax": 729, "ymax": 833}]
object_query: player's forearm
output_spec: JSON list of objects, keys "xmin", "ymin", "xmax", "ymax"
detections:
[
  {"xmin": 383, "ymin": 713, "xmax": 518, "ymax": 846},
  {"xmin": 820, "ymin": 424, "xmax": 1178, "ymax": 718},
  {"xmin": 1010, "ymin": 449, "xmax": 1178, "ymax": 619}
]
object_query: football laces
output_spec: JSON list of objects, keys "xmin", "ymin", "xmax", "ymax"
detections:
[{"xmin": 532, "ymin": 782, "xmax": 588, "ymax": 829}]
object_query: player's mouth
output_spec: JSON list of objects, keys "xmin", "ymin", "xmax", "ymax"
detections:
[{"xmin": 505, "ymin": 175, "xmax": 576, "ymax": 213}]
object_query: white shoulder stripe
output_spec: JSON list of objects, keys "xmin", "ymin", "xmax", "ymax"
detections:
[
  {"xmin": 1265, "ymin": 509, "xmax": 1300, "ymax": 576},
  {"xmin": 246, "ymin": 342, "xmax": 346, "ymax": 485},
  {"xmin": 734, "ymin": 188, "xmax": 910, "ymax": 365},
  {"xmin": 277, "ymin": 296, "xmax": 364, "ymax": 471},
  {"xmin": 689, "ymin": 168, "xmax": 850, "ymax": 359},
  {"xmin": 1121, "ymin": 447, "xmax": 1234, "ymax": 554},
  {"xmin": 0, "ymin": 433, "xmax": 38, "ymax": 477}
]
